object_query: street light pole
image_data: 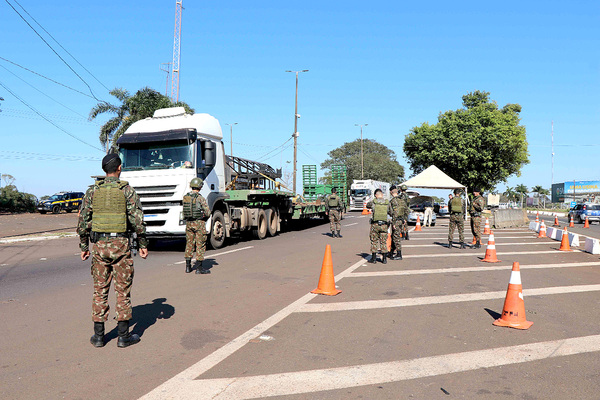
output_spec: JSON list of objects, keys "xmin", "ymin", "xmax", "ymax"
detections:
[
  {"xmin": 225, "ymin": 123, "xmax": 237, "ymax": 157},
  {"xmin": 286, "ymin": 69, "xmax": 308, "ymax": 195},
  {"xmin": 355, "ymin": 124, "xmax": 368, "ymax": 179}
]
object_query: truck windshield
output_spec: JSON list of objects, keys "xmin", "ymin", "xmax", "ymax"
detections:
[
  {"xmin": 119, "ymin": 142, "xmax": 194, "ymax": 171},
  {"xmin": 351, "ymin": 189, "xmax": 371, "ymax": 197}
]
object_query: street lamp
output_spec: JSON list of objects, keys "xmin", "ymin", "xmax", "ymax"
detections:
[
  {"xmin": 285, "ymin": 69, "xmax": 309, "ymax": 195},
  {"xmin": 355, "ymin": 124, "xmax": 368, "ymax": 179},
  {"xmin": 225, "ymin": 123, "xmax": 238, "ymax": 157}
]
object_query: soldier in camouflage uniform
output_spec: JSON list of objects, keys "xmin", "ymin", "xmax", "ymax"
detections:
[
  {"xmin": 183, "ymin": 178, "xmax": 211, "ymax": 274},
  {"xmin": 469, "ymin": 188, "xmax": 485, "ymax": 249},
  {"xmin": 388, "ymin": 185, "xmax": 405, "ymax": 260},
  {"xmin": 448, "ymin": 188, "xmax": 466, "ymax": 249},
  {"xmin": 399, "ymin": 184, "xmax": 410, "ymax": 240},
  {"xmin": 326, "ymin": 187, "xmax": 343, "ymax": 238},
  {"xmin": 367, "ymin": 188, "xmax": 391, "ymax": 264},
  {"xmin": 78, "ymin": 153, "xmax": 148, "ymax": 348}
]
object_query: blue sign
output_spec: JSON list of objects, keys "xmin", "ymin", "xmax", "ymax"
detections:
[
  {"xmin": 564, "ymin": 180, "xmax": 600, "ymax": 194},
  {"xmin": 570, "ymin": 201, "xmax": 577, "ymax": 208}
]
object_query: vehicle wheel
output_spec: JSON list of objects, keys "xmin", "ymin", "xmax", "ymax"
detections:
[
  {"xmin": 252, "ymin": 209, "xmax": 268, "ymax": 240},
  {"xmin": 52, "ymin": 205, "xmax": 61, "ymax": 214},
  {"xmin": 209, "ymin": 210, "xmax": 227, "ymax": 249},
  {"xmin": 265, "ymin": 207, "xmax": 278, "ymax": 237},
  {"xmin": 39, "ymin": 211, "xmax": 47, "ymax": 214},
  {"xmin": 66, "ymin": 209, "xmax": 73, "ymax": 213}
]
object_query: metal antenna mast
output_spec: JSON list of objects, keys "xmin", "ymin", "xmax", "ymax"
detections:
[
  {"xmin": 160, "ymin": 63, "xmax": 171, "ymax": 96},
  {"xmin": 551, "ymin": 121, "xmax": 554, "ymax": 185},
  {"xmin": 171, "ymin": 0, "xmax": 183, "ymax": 103}
]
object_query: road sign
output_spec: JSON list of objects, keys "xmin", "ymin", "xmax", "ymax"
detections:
[{"xmin": 570, "ymin": 201, "xmax": 577, "ymax": 208}]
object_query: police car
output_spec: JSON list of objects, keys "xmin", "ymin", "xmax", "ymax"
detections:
[{"xmin": 37, "ymin": 191, "xmax": 84, "ymax": 214}]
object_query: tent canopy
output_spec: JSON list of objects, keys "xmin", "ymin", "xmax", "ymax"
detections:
[{"xmin": 401, "ymin": 165, "xmax": 465, "ymax": 190}]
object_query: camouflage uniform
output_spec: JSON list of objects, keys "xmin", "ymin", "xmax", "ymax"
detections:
[
  {"xmin": 367, "ymin": 199, "xmax": 390, "ymax": 253},
  {"xmin": 184, "ymin": 192, "xmax": 210, "ymax": 260},
  {"xmin": 326, "ymin": 193, "xmax": 343, "ymax": 234},
  {"xmin": 389, "ymin": 195, "xmax": 406, "ymax": 253},
  {"xmin": 399, "ymin": 192, "xmax": 410, "ymax": 238},
  {"xmin": 469, "ymin": 194, "xmax": 485, "ymax": 244},
  {"xmin": 77, "ymin": 177, "xmax": 147, "ymax": 323},
  {"xmin": 448, "ymin": 196, "xmax": 465, "ymax": 244}
]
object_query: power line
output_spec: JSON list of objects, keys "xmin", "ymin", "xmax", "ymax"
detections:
[
  {"xmin": 0, "ymin": 79, "xmax": 103, "ymax": 152},
  {"xmin": 1, "ymin": 108, "xmax": 101, "ymax": 126},
  {"xmin": 255, "ymin": 137, "xmax": 293, "ymax": 161},
  {"xmin": 261, "ymin": 143, "xmax": 294, "ymax": 163},
  {"xmin": 4, "ymin": 0, "xmax": 103, "ymax": 101},
  {"xmin": 0, "ymin": 150, "xmax": 101, "ymax": 161}
]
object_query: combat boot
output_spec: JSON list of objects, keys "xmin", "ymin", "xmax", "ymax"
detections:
[
  {"xmin": 117, "ymin": 320, "xmax": 140, "ymax": 348},
  {"xmin": 331, "ymin": 231, "xmax": 336, "ymax": 238},
  {"xmin": 404, "ymin": 231, "xmax": 410, "ymax": 241},
  {"xmin": 196, "ymin": 260, "xmax": 210, "ymax": 274},
  {"xmin": 474, "ymin": 240, "xmax": 481, "ymax": 249},
  {"xmin": 337, "ymin": 230, "xmax": 343, "ymax": 238},
  {"xmin": 391, "ymin": 251, "xmax": 402, "ymax": 260},
  {"xmin": 185, "ymin": 258, "xmax": 192, "ymax": 273},
  {"xmin": 382, "ymin": 253, "xmax": 388, "ymax": 264},
  {"xmin": 90, "ymin": 321, "xmax": 105, "ymax": 348},
  {"xmin": 448, "ymin": 240, "xmax": 453, "ymax": 249},
  {"xmin": 368, "ymin": 253, "xmax": 377, "ymax": 263},
  {"xmin": 460, "ymin": 242, "xmax": 466, "ymax": 249}
]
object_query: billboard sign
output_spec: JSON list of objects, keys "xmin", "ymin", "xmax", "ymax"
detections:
[{"xmin": 564, "ymin": 181, "xmax": 600, "ymax": 195}]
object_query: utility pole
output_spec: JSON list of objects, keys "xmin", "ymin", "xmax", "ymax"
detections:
[
  {"xmin": 355, "ymin": 124, "xmax": 368, "ymax": 179},
  {"xmin": 160, "ymin": 63, "xmax": 171, "ymax": 97},
  {"xmin": 551, "ymin": 121, "xmax": 554, "ymax": 185},
  {"xmin": 171, "ymin": 0, "xmax": 183, "ymax": 102},
  {"xmin": 285, "ymin": 69, "xmax": 308, "ymax": 195},
  {"xmin": 225, "ymin": 123, "xmax": 237, "ymax": 156}
]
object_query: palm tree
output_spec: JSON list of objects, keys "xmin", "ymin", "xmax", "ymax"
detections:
[
  {"xmin": 538, "ymin": 187, "xmax": 550, "ymax": 209},
  {"xmin": 503, "ymin": 186, "xmax": 517, "ymax": 204},
  {"xmin": 89, "ymin": 88, "xmax": 130, "ymax": 153},
  {"xmin": 515, "ymin": 184, "xmax": 528, "ymax": 208},
  {"xmin": 531, "ymin": 185, "xmax": 543, "ymax": 208}
]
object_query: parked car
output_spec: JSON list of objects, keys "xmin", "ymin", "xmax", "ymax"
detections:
[
  {"xmin": 437, "ymin": 202, "xmax": 449, "ymax": 216},
  {"xmin": 568, "ymin": 203, "xmax": 600, "ymax": 224},
  {"xmin": 408, "ymin": 196, "xmax": 436, "ymax": 225},
  {"xmin": 37, "ymin": 191, "xmax": 84, "ymax": 214}
]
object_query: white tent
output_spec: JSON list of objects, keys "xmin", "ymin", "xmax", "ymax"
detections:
[{"xmin": 401, "ymin": 165, "xmax": 465, "ymax": 190}]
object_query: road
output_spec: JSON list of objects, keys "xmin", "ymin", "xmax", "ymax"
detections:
[
  {"xmin": 1, "ymin": 213, "xmax": 600, "ymax": 399},
  {"xmin": 535, "ymin": 213, "xmax": 600, "ymax": 240}
]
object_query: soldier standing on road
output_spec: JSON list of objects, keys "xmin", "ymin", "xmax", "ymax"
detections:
[
  {"xmin": 326, "ymin": 187, "xmax": 343, "ymax": 238},
  {"xmin": 367, "ymin": 188, "xmax": 390, "ymax": 264},
  {"xmin": 183, "ymin": 178, "xmax": 211, "ymax": 274},
  {"xmin": 448, "ymin": 188, "xmax": 465, "ymax": 249},
  {"xmin": 399, "ymin": 184, "xmax": 410, "ymax": 240},
  {"xmin": 78, "ymin": 153, "xmax": 148, "ymax": 349},
  {"xmin": 388, "ymin": 185, "xmax": 405, "ymax": 260},
  {"xmin": 469, "ymin": 188, "xmax": 485, "ymax": 249}
]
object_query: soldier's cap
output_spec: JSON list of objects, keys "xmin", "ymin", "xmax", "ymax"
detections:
[
  {"xmin": 389, "ymin": 185, "xmax": 397, "ymax": 192},
  {"xmin": 453, "ymin": 188, "xmax": 462, "ymax": 195},
  {"xmin": 331, "ymin": 187, "xmax": 337, "ymax": 193},
  {"xmin": 374, "ymin": 188, "xmax": 383, "ymax": 195},
  {"xmin": 473, "ymin": 188, "xmax": 481, "ymax": 193},
  {"xmin": 101, "ymin": 153, "xmax": 121, "ymax": 172}
]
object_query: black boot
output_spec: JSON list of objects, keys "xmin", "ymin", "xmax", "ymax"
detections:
[
  {"xmin": 391, "ymin": 251, "xmax": 402, "ymax": 260},
  {"xmin": 460, "ymin": 242, "xmax": 466, "ymax": 249},
  {"xmin": 404, "ymin": 231, "xmax": 410, "ymax": 241},
  {"xmin": 337, "ymin": 231, "xmax": 342, "ymax": 238},
  {"xmin": 474, "ymin": 240, "xmax": 481, "ymax": 249},
  {"xmin": 117, "ymin": 320, "xmax": 140, "ymax": 348},
  {"xmin": 368, "ymin": 253, "xmax": 377, "ymax": 263},
  {"xmin": 382, "ymin": 253, "xmax": 388, "ymax": 264},
  {"xmin": 90, "ymin": 321, "xmax": 105, "ymax": 348},
  {"xmin": 196, "ymin": 260, "xmax": 210, "ymax": 274},
  {"xmin": 185, "ymin": 258, "xmax": 192, "ymax": 273},
  {"xmin": 448, "ymin": 240, "xmax": 453, "ymax": 249}
]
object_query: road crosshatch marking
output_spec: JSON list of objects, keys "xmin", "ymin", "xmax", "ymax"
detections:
[{"xmin": 140, "ymin": 227, "xmax": 600, "ymax": 399}]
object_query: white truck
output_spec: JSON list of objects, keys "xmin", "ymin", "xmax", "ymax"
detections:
[
  {"xmin": 116, "ymin": 107, "xmax": 327, "ymax": 249},
  {"xmin": 348, "ymin": 179, "xmax": 391, "ymax": 211}
]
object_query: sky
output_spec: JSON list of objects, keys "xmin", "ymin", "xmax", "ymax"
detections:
[{"xmin": 1, "ymin": 0, "xmax": 598, "ymax": 198}]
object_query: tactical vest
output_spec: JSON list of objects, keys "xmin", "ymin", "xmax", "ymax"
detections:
[
  {"xmin": 372, "ymin": 199, "xmax": 389, "ymax": 222},
  {"xmin": 328, "ymin": 194, "xmax": 340, "ymax": 208},
  {"xmin": 390, "ymin": 197, "xmax": 404, "ymax": 218},
  {"xmin": 183, "ymin": 192, "xmax": 205, "ymax": 220},
  {"xmin": 450, "ymin": 197, "xmax": 463, "ymax": 213},
  {"xmin": 92, "ymin": 180, "xmax": 127, "ymax": 233}
]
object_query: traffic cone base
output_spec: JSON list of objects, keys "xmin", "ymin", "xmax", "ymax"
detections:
[
  {"xmin": 311, "ymin": 245, "xmax": 341, "ymax": 296},
  {"xmin": 537, "ymin": 221, "xmax": 547, "ymax": 238},
  {"xmin": 493, "ymin": 262, "xmax": 533, "ymax": 330},
  {"xmin": 361, "ymin": 206, "xmax": 369, "ymax": 215},
  {"xmin": 481, "ymin": 231, "xmax": 500, "ymax": 263},
  {"xmin": 558, "ymin": 227, "xmax": 573, "ymax": 252}
]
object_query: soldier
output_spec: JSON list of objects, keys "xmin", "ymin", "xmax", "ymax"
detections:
[
  {"xmin": 367, "ymin": 188, "xmax": 390, "ymax": 264},
  {"xmin": 183, "ymin": 178, "xmax": 211, "ymax": 274},
  {"xmin": 78, "ymin": 153, "xmax": 148, "ymax": 348},
  {"xmin": 448, "ymin": 188, "xmax": 466, "ymax": 249},
  {"xmin": 399, "ymin": 184, "xmax": 410, "ymax": 240},
  {"xmin": 469, "ymin": 188, "xmax": 485, "ymax": 248},
  {"xmin": 326, "ymin": 187, "xmax": 343, "ymax": 238},
  {"xmin": 388, "ymin": 185, "xmax": 405, "ymax": 260}
]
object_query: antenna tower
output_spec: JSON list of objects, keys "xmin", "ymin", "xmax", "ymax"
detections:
[{"xmin": 171, "ymin": 1, "xmax": 183, "ymax": 102}]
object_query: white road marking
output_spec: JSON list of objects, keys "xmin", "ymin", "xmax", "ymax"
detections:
[
  {"xmin": 173, "ymin": 246, "xmax": 254, "ymax": 264},
  {"xmin": 0, "ymin": 233, "xmax": 77, "ymax": 244},
  {"xmin": 298, "ymin": 284, "xmax": 600, "ymax": 313},
  {"xmin": 404, "ymin": 241, "xmax": 551, "ymax": 248},
  {"xmin": 356, "ymin": 216, "xmax": 368, "ymax": 219},
  {"xmin": 343, "ymin": 223, "xmax": 358, "ymax": 227},
  {"xmin": 178, "ymin": 334, "xmax": 600, "ymax": 399},
  {"xmin": 349, "ymin": 261, "xmax": 600, "ymax": 278},
  {"xmin": 406, "ymin": 236, "xmax": 537, "ymax": 241},
  {"xmin": 402, "ymin": 250, "xmax": 575, "ymax": 258}
]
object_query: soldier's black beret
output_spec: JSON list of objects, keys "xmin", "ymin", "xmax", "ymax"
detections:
[
  {"xmin": 389, "ymin": 185, "xmax": 397, "ymax": 192},
  {"xmin": 374, "ymin": 188, "xmax": 383, "ymax": 195},
  {"xmin": 473, "ymin": 188, "xmax": 481, "ymax": 193},
  {"xmin": 102, "ymin": 153, "xmax": 121, "ymax": 172}
]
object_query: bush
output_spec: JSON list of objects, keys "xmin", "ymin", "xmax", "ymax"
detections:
[{"xmin": 0, "ymin": 185, "xmax": 37, "ymax": 213}]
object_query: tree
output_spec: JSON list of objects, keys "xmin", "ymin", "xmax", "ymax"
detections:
[
  {"xmin": 320, "ymin": 139, "xmax": 404, "ymax": 187},
  {"xmin": 0, "ymin": 175, "xmax": 36, "ymax": 213},
  {"xmin": 403, "ymin": 91, "xmax": 529, "ymax": 191},
  {"xmin": 515, "ymin": 184, "xmax": 528, "ymax": 208},
  {"xmin": 503, "ymin": 186, "xmax": 518, "ymax": 203},
  {"xmin": 89, "ymin": 87, "xmax": 194, "ymax": 153},
  {"xmin": 531, "ymin": 185, "xmax": 543, "ymax": 208}
]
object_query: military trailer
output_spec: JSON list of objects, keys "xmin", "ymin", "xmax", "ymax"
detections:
[{"xmin": 116, "ymin": 107, "xmax": 327, "ymax": 249}]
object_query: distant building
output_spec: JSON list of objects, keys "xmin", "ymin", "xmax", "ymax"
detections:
[{"xmin": 552, "ymin": 181, "xmax": 600, "ymax": 204}]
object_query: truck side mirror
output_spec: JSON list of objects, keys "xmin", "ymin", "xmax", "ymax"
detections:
[{"xmin": 204, "ymin": 141, "xmax": 216, "ymax": 167}]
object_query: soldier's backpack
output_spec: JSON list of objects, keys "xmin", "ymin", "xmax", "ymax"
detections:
[
  {"xmin": 328, "ymin": 194, "xmax": 340, "ymax": 208},
  {"xmin": 183, "ymin": 192, "xmax": 205, "ymax": 220}
]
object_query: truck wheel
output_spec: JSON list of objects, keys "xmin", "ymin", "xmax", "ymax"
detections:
[
  {"xmin": 252, "ymin": 209, "xmax": 268, "ymax": 240},
  {"xmin": 209, "ymin": 210, "xmax": 226, "ymax": 249},
  {"xmin": 265, "ymin": 208, "xmax": 278, "ymax": 236},
  {"xmin": 52, "ymin": 205, "xmax": 61, "ymax": 214}
]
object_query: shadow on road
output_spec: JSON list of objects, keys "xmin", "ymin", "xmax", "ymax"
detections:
[
  {"xmin": 484, "ymin": 307, "xmax": 501, "ymax": 320},
  {"xmin": 105, "ymin": 298, "xmax": 175, "ymax": 341}
]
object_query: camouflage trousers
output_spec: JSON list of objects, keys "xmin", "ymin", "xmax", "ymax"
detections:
[
  {"xmin": 185, "ymin": 220, "xmax": 207, "ymax": 260},
  {"xmin": 470, "ymin": 216, "xmax": 482, "ymax": 242},
  {"xmin": 91, "ymin": 237, "xmax": 134, "ymax": 322},
  {"xmin": 448, "ymin": 213, "xmax": 465, "ymax": 243},
  {"xmin": 402, "ymin": 218, "xmax": 409, "ymax": 238},
  {"xmin": 370, "ymin": 223, "xmax": 389, "ymax": 253},
  {"xmin": 391, "ymin": 219, "xmax": 403, "ymax": 252},
  {"xmin": 329, "ymin": 209, "xmax": 341, "ymax": 232}
]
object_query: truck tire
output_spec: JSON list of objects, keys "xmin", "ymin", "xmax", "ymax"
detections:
[
  {"xmin": 265, "ymin": 208, "xmax": 278, "ymax": 237},
  {"xmin": 209, "ymin": 210, "xmax": 227, "ymax": 249},
  {"xmin": 252, "ymin": 209, "xmax": 268, "ymax": 240},
  {"xmin": 52, "ymin": 205, "xmax": 61, "ymax": 214}
]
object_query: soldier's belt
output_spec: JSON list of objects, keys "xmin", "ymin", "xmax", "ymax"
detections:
[
  {"xmin": 94, "ymin": 232, "xmax": 129, "ymax": 238},
  {"xmin": 371, "ymin": 220, "xmax": 389, "ymax": 226}
]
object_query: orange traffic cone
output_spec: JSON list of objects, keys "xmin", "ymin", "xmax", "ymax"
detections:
[
  {"xmin": 471, "ymin": 237, "xmax": 477, "ymax": 245},
  {"xmin": 481, "ymin": 231, "xmax": 500, "ymax": 263},
  {"xmin": 553, "ymin": 215, "xmax": 560, "ymax": 227},
  {"xmin": 535, "ymin": 212, "xmax": 539, "ymax": 223},
  {"xmin": 584, "ymin": 216, "xmax": 590, "ymax": 228},
  {"xmin": 569, "ymin": 215, "xmax": 574, "ymax": 228},
  {"xmin": 311, "ymin": 245, "xmax": 341, "ymax": 296},
  {"xmin": 361, "ymin": 204, "xmax": 369, "ymax": 215},
  {"xmin": 483, "ymin": 218, "xmax": 491, "ymax": 234},
  {"xmin": 537, "ymin": 221, "xmax": 547, "ymax": 238},
  {"xmin": 558, "ymin": 227, "xmax": 572, "ymax": 252},
  {"xmin": 493, "ymin": 262, "xmax": 533, "ymax": 330},
  {"xmin": 386, "ymin": 226, "xmax": 392, "ymax": 252},
  {"xmin": 415, "ymin": 215, "xmax": 422, "ymax": 231}
]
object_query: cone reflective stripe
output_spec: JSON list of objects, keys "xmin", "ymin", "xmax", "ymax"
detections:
[
  {"xmin": 311, "ymin": 245, "xmax": 341, "ymax": 296},
  {"xmin": 415, "ymin": 215, "xmax": 422, "ymax": 231},
  {"xmin": 584, "ymin": 216, "xmax": 590, "ymax": 228},
  {"xmin": 569, "ymin": 215, "xmax": 574, "ymax": 228},
  {"xmin": 481, "ymin": 231, "xmax": 500, "ymax": 263},
  {"xmin": 535, "ymin": 212, "xmax": 539, "ymax": 223},
  {"xmin": 554, "ymin": 215, "xmax": 560, "ymax": 226},
  {"xmin": 493, "ymin": 262, "xmax": 533, "ymax": 330},
  {"xmin": 558, "ymin": 227, "xmax": 573, "ymax": 252},
  {"xmin": 537, "ymin": 221, "xmax": 547, "ymax": 238},
  {"xmin": 483, "ymin": 218, "xmax": 491, "ymax": 234}
]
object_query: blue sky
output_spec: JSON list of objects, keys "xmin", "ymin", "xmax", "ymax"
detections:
[{"xmin": 1, "ymin": 0, "xmax": 598, "ymax": 198}]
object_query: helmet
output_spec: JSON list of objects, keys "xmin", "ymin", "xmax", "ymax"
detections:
[
  {"xmin": 190, "ymin": 177, "xmax": 204, "ymax": 189},
  {"xmin": 401, "ymin": 185, "xmax": 408, "ymax": 191}
]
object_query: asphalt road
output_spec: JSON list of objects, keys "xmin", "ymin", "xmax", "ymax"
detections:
[
  {"xmin": 536, "ymin": 213, "xmax": 600, "ymax": 240},
  {"xmin": 2, "ymin": 214, "xmax": 600, "ymax": 399}
]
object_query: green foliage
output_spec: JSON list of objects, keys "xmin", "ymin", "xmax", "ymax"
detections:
[
  {"xmin": 89, "ymin": 87, "xmax": 194, "ymax": 152},
  {"xmin": 0, "ymin": 177, "xmax": 36, "ymax": 213},
  {"xmin": 320, "ymin": 139, "xmax": 405, "ymax": 186},
  {"xmin": 403, "ymin": 90, "xmax": 529, "ymax": 191}
]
